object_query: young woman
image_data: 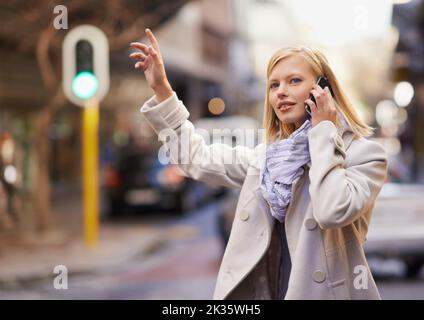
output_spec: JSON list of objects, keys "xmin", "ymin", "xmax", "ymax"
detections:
[{"xmin": 130, "ymin": 29, "xmax": 388, "ymax": 300}]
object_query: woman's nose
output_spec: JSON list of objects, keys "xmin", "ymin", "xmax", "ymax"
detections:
[{"xmin": 277, "ymin": 84, "xmax": 288, "ymax": 96}]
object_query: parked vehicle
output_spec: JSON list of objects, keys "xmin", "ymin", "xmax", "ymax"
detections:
[
  {"xmin": 365, "ymin": 183, "xmax": 424, "ymax": 277},
  {"xmin": 103, "ymin": 138, "xmax": 217, "ymax": 216}
]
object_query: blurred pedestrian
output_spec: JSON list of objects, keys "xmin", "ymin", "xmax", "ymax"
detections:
[
  {"xmin": 130, "ymin": 29, "xmax": 388, "ymax": 300},
  {"xmin": 0, "ymin": 132, "xmax": 22, "ymax": 230},
  {"xmin": 0, "ymin": 179, "xmax": 13, "ymax": 230}
]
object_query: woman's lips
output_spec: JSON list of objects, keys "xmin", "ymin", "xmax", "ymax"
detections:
[{"xmin": 278, "ymin": 103, "xmax": 296, "ymax": 111}]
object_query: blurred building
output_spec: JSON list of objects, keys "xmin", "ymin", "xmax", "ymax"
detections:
[
  {"xmin": 0, "ymin": 49, "xmax": 45, "ymax": 217},
  {"xmin": 140, "ymin": 0, "xmax": 261, "ymax": 120},
  {"xmin": 389, "ymin": 0, "xmax": 424, "ymax": 182},
  {"xmin": 2, "ymin": 0, "xmax": 419, "ymax": 226},
  {"xmin": 104, "ymin": 0, "xmax": 263, "ymax": 173},
  {"xmin": 0, "ymin": 1, "xmax": 198, "ymax": 229}
]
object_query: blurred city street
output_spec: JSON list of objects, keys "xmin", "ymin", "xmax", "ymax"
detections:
[
  {"xmin": 2, "ymin": 0, "xmax": 424, "ymax": 300},
  {"xmin": 1, "ymin": 185, "xmax": 424, "ymax": 299},
  {"xmin": 0, "ymin": 186, "xmax": 225, "ymax": 299}
]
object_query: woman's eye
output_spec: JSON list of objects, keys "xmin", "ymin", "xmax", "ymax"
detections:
[
  {"xmin": 270, "ymin": 83, "xmax": 279, "ymax": 89},
  {"xmin": 290, "ymin": 78, "xmax": 302, "ymax": 84}
]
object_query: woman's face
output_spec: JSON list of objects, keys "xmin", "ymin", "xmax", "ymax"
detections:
[{"xmin": 268, "ymin": 55, "xmax": 317, "ymax": 129}]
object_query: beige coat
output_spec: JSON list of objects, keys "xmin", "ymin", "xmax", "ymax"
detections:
[{"xmin": 140, "ymin": 93, "xmax": 389, "ymax": 300}]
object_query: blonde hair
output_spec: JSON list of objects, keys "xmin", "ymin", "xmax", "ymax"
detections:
[{"xmin": 263, "ymin": 46, "xmax": 374, "ymax": 143}]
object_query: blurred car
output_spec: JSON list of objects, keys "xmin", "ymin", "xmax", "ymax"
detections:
[
  {"xmin": 103, "ymin": 140, "xmax": 216, "ymax": 216},
  {"xmin": 365, "ymin": 183, "xmax": 424, "ymax": 277},
  {"xmin": 217, "ymin": 182, "xmax": 424, "ymax": 277}
]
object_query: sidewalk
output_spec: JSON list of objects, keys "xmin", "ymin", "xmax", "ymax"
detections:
[
  {"xmin": 0, "ymin": 223, "xmax": 169, "ymax": 288},
  {"xmin": 0, "ymin": 185, "xmax": 169, "ymax": 288}
]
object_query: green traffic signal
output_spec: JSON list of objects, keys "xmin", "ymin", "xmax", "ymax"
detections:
[{"xmin": 72, "ymin": 71, "xmax": 99, "ymax": 100}]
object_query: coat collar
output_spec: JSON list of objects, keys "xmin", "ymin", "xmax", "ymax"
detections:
[{"xmin": 251, "ymin": 127, "xmax": 356, "ymax": 183}]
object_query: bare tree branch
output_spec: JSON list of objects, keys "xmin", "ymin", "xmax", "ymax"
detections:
[{"xmin": 36, "ymin": 26, "xmax": 57, "ymax": 92}]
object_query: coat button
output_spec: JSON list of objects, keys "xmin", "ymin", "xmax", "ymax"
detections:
[
  {"xmin": 240, "ymin": 211, "xmax": 249, "ymax": 221},
  {"xmin": 305, "ymin": 218, "xmax": 318, "ymax": 230},
  {"xmin": 312, "ymin": 270, "xmax": 326, "ymax": 283}
]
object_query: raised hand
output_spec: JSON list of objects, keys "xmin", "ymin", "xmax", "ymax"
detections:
[
  {"xmin": 305, "ymin": 85, "xmax": 337, "ymax": 128},
  {"xmin": 130, "ymin": 28, "xmax": 172, "ymax": 102}
]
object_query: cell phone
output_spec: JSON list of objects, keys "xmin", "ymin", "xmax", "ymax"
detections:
[{"xmin": 305, "ymin": 76, "xmax": 333, "ymax": 118}]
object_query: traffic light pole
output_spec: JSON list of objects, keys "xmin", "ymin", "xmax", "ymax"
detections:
[
  {"xmin": 63, "ymin": 25, "xmax": 109, "ymax": 247},
  {"xmin": 82, "ymin": 98, "xmax": 99, "ymax": 247}
]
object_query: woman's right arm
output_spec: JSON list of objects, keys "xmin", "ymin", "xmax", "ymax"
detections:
[{"xmin": 130, "ymin": 29, "xmax": 256, "ymax": 189}]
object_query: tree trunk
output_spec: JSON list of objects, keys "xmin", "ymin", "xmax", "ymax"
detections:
[{"xmin": 33, "ymin": 108, "xmax": 52, "ymax": 232}]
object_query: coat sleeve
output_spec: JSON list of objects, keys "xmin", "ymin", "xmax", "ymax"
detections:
[
  {"xmin": 307, "ymin": 120, "xmax": 388, "ymax": 230},
  {"xmin": 140, "ymin": 92, "xmax": 256, "ymax": 189}
]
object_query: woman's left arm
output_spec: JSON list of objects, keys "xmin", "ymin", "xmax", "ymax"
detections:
[{"xmin": 308, "ymin": 120, "xmax": 388, "ymax": 230}]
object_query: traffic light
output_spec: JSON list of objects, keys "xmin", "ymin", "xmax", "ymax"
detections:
[
  {"xmin": 62, "ymin": 25, "xmax": 110, "ymax": 247},
  {"xmin": 63, "ymin": 25, "xmax": 109, "ymax": 107},
  {"xmin": 72, "ymin": 40, "xmax": 99, "ymax": 100}
]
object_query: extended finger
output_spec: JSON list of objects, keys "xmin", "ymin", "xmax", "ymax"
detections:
[
  {"xmin": 145, "ymin": 28, "xmax": 160, "ymax": 51},
  {"xmin": 135, "ymin": 61, "xmax": 146, "ymax": 70},
  {"xmin": 130, "ymin": 42, "xmax": 150, "ymax": 55},
  {"xmin": 129, "ymin": 52, "xmax": 147, "ymax": 61}
]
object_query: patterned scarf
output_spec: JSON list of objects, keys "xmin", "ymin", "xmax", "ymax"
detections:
[{"xmin": 260, "ymin": 114, "xmax": 351, "ymax": 222}]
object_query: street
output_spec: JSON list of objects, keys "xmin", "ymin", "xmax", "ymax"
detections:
[
  {"xmin": 0, "ymin": 201, "xmax": 224, "ymax": 300},
  {"xmin": 1, "ymin": 199, "xmax": 424, "ymax": 300}
]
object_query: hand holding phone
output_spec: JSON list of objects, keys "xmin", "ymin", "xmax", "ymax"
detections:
[{"xmin": 305, "ymin": 76, "xmax": 333, "ymax": 119}]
